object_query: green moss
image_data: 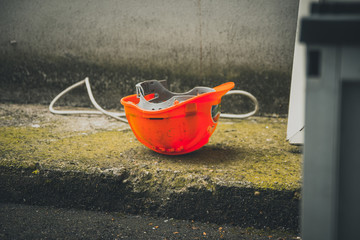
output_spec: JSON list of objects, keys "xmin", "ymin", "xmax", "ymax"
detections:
[{"xmin": 0, "ymin": 117, "xmax": 302, "ymax": 192}]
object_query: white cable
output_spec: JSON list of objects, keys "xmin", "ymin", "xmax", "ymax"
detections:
[
  {"xmin": 49, "ymin": 78, "xmax": 258, "ymax": 122},
  {"xmin": 49, "ymin": 77, "xmax": 128, "ymax": 123},
  {"xmin": 83, "ymin": 77, "xmax": 128, "ymax": 123},
  {"xmin": 221, "ymin": 90, "xmax": 259, "ymax": 119}
]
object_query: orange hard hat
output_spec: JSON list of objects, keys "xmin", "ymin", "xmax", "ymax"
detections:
[{"xmin": 121, "ymin": 80, "xmax": 234, "ymax": 155}]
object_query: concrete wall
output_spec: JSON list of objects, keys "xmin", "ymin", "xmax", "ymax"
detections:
[{"xmin": 0, "ymin": 0, "xmax": 299, "ymax": 115}]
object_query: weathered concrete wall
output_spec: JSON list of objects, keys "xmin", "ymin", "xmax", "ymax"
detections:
[{"xmin": 0, "ymin": 0, "xmax": 299, "ymax": 114}]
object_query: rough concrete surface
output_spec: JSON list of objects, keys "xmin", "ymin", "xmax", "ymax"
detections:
[{"xmin": 0, "ymin": 104, "xmax": 302, "ymax": 232}]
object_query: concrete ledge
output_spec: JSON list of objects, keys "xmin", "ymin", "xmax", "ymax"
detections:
[{"xmin": 0, "ymin": 104, "xmax": 302, "ymax": 231}]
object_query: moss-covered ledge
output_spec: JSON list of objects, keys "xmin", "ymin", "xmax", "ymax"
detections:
[{"xmin": 0, "ymin": 104, "xmax": 302, "ymax": 231}]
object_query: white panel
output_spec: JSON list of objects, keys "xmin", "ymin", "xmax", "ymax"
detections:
[{"xmin": 287, "ymin": 0, "xmax": 317, "ymax": 145}]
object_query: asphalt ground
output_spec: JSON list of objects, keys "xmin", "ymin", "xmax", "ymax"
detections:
[{"xmin": 0, "ymin": 203, "xmax": 300, "ymax": 240}]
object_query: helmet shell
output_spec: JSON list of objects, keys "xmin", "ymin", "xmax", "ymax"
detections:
[{"xmin": 121, "ymin": 82, "xmax": 234, "ymax": 155}]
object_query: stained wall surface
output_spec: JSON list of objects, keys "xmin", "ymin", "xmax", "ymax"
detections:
[{"xmin": 0, "ymin": 0, "xmax": 299, "ymax": 114}]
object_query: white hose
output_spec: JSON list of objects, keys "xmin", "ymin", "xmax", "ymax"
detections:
[
  {"xmin": 49, "ymin": 77, "xmax": 128, "ymax": 123},
  {"xmin": 221, "ymin": 90, "xmax": 259, "ymax": 119},
  {"xmin": 49, "ymin": 77, "xmax": 258, "ymax": 122}
]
